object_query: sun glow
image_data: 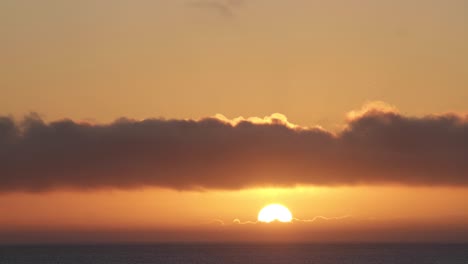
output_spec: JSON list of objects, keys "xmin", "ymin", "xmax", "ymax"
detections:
[{"xmin": 257, "ymin": 204, "xmax": 293, "ymax": 223}]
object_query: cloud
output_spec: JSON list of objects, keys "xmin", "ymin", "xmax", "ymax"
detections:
[
  {"xmin": 292, "ymin": 215, "xmax": 353, "ymax": 223},
  {"xmin": 1, "ymin": 103, "xmax": 468, "ymax": 193},
  {"xmin": 215, "ymin": 215, "xmax": 352, "ymax": 226},
  {"xmin": 187, "ymin": 0, "xmax": 244, "ymax": 17}
]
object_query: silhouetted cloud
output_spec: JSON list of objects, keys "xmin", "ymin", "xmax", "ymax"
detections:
[
  {"xmin": 209, "ymin": 215, "xmax": 352, "ymax": 226},
  {"xmin": 1, "ymin": 103, "xmax": 468, "ymax": 193},
  {"xmin": 293, "ymin": 215, "xmax": 353, "ymax": 223}
]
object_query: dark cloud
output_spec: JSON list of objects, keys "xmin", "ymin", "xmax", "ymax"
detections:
[{"xmin": 1, "ymin": 105, "xmax": 468, "ymax": 193}]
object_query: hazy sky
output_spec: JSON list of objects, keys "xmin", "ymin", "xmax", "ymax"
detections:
[
  {"xmin": 1, "ymin": 0, "xmax": 468, "ymax": 243},
  {"xmin": 1, "ymin": 0, "xmax": 468, "ymax": 126}
]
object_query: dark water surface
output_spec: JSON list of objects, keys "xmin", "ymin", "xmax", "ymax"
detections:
[{"xmin": 0, "ymin": 243, "xmax": 467, "ymax": 264}]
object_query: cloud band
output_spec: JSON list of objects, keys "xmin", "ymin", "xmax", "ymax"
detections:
[{"xmin": 1, "ymin": 105, "xmax": 468, "ymax": 192}]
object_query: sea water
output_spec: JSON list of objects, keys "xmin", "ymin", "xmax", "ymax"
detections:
[{"xmin": 0, "ymin": 243, "xmax": 467, "ymax": 264}]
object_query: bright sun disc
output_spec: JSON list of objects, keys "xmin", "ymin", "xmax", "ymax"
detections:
[{"xmin": 257, "ymin": 204, "xmax": 293, "ymax": 223}]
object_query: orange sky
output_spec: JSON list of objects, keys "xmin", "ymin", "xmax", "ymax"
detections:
[
  {"xmin": 1, "ymin": 0, "xmax": 468, "ymax": 243},
  {"xmin": 2, "ymin": 1, "xmax": 468, "ymax": 128},
  {"xmin": 1, "ymin": 186, "xmax": 468, "ymax": 243}
]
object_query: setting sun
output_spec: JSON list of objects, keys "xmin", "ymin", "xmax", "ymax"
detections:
[
  {"xmin": 2, "ymin": 0, "xmax": 468, "ymax": 262},
  {"xmin": 257, "ymin": 204, "xmax": 293, "ymax": 223}
]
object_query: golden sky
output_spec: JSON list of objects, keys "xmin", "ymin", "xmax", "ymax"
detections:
[{"xmin": 1, "ymin": 0, "xmax": 468, "ymax": 243}]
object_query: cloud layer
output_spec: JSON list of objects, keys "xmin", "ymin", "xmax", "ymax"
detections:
[{"xmin": 1, "ymin": 104, "xmax": 468, "ymax": 192}]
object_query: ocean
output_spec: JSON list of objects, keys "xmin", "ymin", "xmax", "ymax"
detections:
[{"xmin": 0, "ymin": 243, "xmax": 467, "ymax": 264}]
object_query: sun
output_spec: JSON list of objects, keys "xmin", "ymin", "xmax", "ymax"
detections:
[{"xmin": 257, "ymin": 204, "xmax": 293, "ymax": 223}]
